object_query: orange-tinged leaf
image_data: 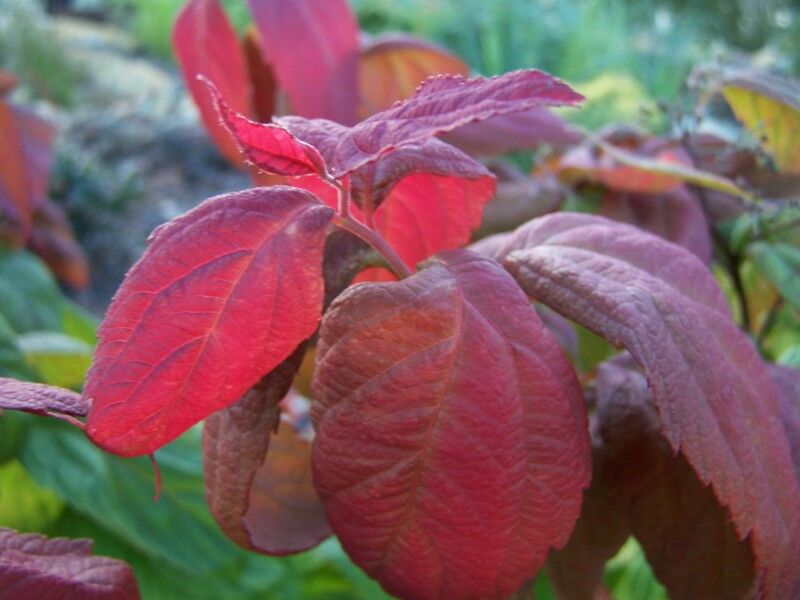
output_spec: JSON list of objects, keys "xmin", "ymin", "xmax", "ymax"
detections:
[
  {"xmin": 312, "ymin": 250, "xmax": 590, "ymax": 600},
  {"xmin": 85, "ymin": 187, "xmax": 333, "ymax": 456}
]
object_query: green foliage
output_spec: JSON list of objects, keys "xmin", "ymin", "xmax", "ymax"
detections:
[
  {"xmin": 605, "ymin": 538, "xmax": 669, "ymax": 600},
  {"xmin": 0, "ymin": 459, "xmax": 64, "ymax": 533}
]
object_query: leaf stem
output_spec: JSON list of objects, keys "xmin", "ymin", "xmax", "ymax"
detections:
[{"xmin": 333, "ymin": 215, "xmax": 412, "ymax": 279}]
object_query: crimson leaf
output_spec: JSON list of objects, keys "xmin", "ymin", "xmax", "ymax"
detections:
[
  {"xmin": 0, "ymin": 528, "xmax": 139, "ymax": 599},
  {"xmin": 85, "ymin": 187, "xmax": 333, "ymax": 456},
  {"xmin": 312, "ymin": 250, "xmax": 590, "ymax": 600},
  {"xmin": 0, "ymin": 377, "xmax": 88, "ymax": 417},
  {"xmin": 482, "ymin": 212, "xmax": 800, "ymax": 597}
]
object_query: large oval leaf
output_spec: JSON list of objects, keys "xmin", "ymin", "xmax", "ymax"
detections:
[
  {"xmin": 312, "ymin": 250, "xmax": 590, "ymax": 600},
  {"xmin": 482, "ymin": 212, "xmax": 800, "ymax": 597},
  {"xmin": 85, "ymin": 187, "xmax": 333, "ymax": 456}
]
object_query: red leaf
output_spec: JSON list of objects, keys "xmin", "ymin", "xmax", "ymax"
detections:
[
  {"xmin": 486, "ymin": 212, "xmax": 800, "ymax": 597},
  {"xmin": 312, "ymin": 250, "xmax": 590, "ymax": 600},
  {"xmin": 442, "ymin": 108, "xmax": 583, "ymax": 157},
  {"xmin": 598, "ymin": 187, "xmax": 712, "ymax": 262},
  {"xmin": 85, "ymin": 187, "xmax": 333, "ymax": 456},
  {"xmin": 203, "ymin": 347, "xmax": 331, "ymax": 555},
  {"xmin": 204, "ymin": 78, "xmax": 328, "ymax": 177},
  {"xmin": 0, "ymin": 528, "xmax": 139, "ymax": 599},
  {"xmin": 0, "ymin": 70, "xmax": 17, "ymax": 96},
  {"xmin": 28, "ymin": 198, "xmax": 90, "ymax": 289},
  {"xmin": 334, "ymin": 70, "xmax": 583, "ymax": 176},
  {"xmin": 358, "ymin": 34, "xmax": 469, "ymax": 117},
  {"xmin": 247, "ymin": 0, "xmax": 359, "ymax": 125},
  {"xmin": 0, "ymin": 377, "xmax": 88, "ymax": 417},
  {"xmin": 173, "ymin": 0, "xmax": 251, "ymax": 166},
  {"xmin": 242, "ymin": 26, "xmax": 277, "ymax": 122}
]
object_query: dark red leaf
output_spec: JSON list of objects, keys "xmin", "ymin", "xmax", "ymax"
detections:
[
  {"xmin": 486, "ymin": 212, "xmax": 800, "ymax": 597},
  {"xmin": 0, "ymin": 70, "xmax": 17, "ymax": 96},
  {"xmin": 770, "ymin": 364, "xmax": 800, "ymax": 479},
  {"xmin": 0, "ymin": 528, "xmax": 139, "ymax": 599},
  {"xmin": 85, "ymin": 187, "xmax": 333, "ymax": 456},
  {"xmin": 312, "ymin": 250, "xmax": 590, "ymax": 600},
  {"xmin": 242, "ymin": 26, "xmax": 277, "ymax": 123},
  {"xmin": 203, "ymin": 346, "xmax": 330, "ymax": 554},
  {"xmin": 173, "ymin": 0, "xmax": 251, "ymax": 166},
  {"xmin": 28, "ymin": 198, "xmax": 90, "ymax": 289},
  {"xmin": 204, "ymin": 78, "xmax": 328, "ymax": 177},
  {"xmin": 358, "ymin": 34, "xmax": 469, "ymax": 117},
  {"xmin": 247, "ymin": 0, "xmax": 359, "ymax": 125},
  {"xmin": 0, "ymin": 377, "xmax": 88, "ymax": 417},
  {"xmin": 333, "ymin": 70, "xmax": 583, "ymax": 176},
  {"xmin": 597, "ymin": 187, "xmax": 712, "ymax": 262},
  {"xmin": 442, "ymin": 108, "xmax": 583, "ymax": 157}
]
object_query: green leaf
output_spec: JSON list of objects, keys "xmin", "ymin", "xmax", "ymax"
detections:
[
  {"xmin": 61, "ymin": 301, "xmax": 98, "ymax": 346},
  {"xmin": 17, "ymin": 331, "xmax": 93, "ymax": 389},
  {"xmin": 0, "ymin": 459, "xmax": 64, "ymax": 532},
  {"xmin": 605, "ymin": 538, "xmax": 669, "ymax": 600},
  {"xmin": 0, "ymin": 249, "xmax": 64, "ymax": 334},
  {"xmin": 0, "ymin": 411, "xmax": 28, "ymax": 463},
  {"xmin": 0, "ymin": 311, "xmax": 37, "ymax": 380},
  {"xmin": 778, "ymin": 346, "xmax": 800, "ymax": 369},
  {"xmin": 749, "ymin": 242, "xmax": 800, "ymax": 309}
]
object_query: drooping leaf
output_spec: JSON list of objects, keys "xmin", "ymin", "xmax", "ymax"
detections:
[
  {"xmin": 0, "ymin": 377, "xmax": 88, "ymax": 418},
  {"xmin": 204, "ymin": 78, "xmax": 329, "ymax": 177},
  {"xmin": 247, "ymin": 0, "xmax": 360, "ymax": 125},
  {"xmin": 748, "ymin": 241, "xmax": 800, "ymax": 310},
  {"xmin": 358, "ymin": 34, "xmax": 469, "ymax": 117},
  {"xmin": 203, "ymin": 346, "xmax": 331, "ymax": 555},
  {"xmin": 720, "ymin": 70, "xmax": 800, "ymax": 172},
  {"xmin": 333, "ymin": 70, "xmax": 583, "ymax": 176},
  {"xmin": 312, "ymin": 250, "xmax": 590, "ymax": 600},
  {"xmin": 484, "ymin": 212, "xmax": 800, "ymax": 597},
  {"xmin": 0, "ymin": 528, "xmax": 139, "ymax": 599},
  {"xmin": 27, "ymin": 198, "xmax": 90, "ymax": 289},
  {"xmin": 173, "ymin": 0, "xmax": 252, "ymax": 166},
  {"xmin": 598, "ymin": 187, "xmax": 712, "ymax": 262},
  {"xmin": 85, "ymin": 187, "xmax": 333, "ymax": 456}
]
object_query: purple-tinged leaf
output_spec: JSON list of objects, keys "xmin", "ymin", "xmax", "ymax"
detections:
[
  {"xmin": 332, "ymin": 70, "xmax": 583, "ymax": 176},
  {"xmin": 0, "ymin": 377, "xmax": 88, "ymax": 417},
  {"xmin": 247, "ymin": 0, "xmax": 359, "ymax": 125},
  {"xmin": 312, "ymin": 250, "xmax": 590, "ymax": 600},
  {"xmin": 242, "ymin": 26, "xmax": 277, "ymax": 122},
  {"xmin": 486, "ymin": 212, "xmax": 800, "ymax": 597},
  {"xmin": 85, "ymin": 187, "xmax": 333, "ymax": 456},
  {"xmin": 770, "ymin": 364, "xmax": 800, "ymax": 479},
  {"xmin": 0, "ymin": 528, "xmax": 139, "ymax": 599}
]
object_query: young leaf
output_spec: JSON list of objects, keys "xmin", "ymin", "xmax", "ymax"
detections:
[
  {"xmin": 247, "ymin": 0, "xmax": 360, "ymax": 125},
  {"xmin": 0, "ymin": 377, "xmax": 88, "ymax": 417},
  {"xmin": 0, "ymin": 528, "xmax": 139, "ymax": 599},
  {"xmin": 333, "ymin": 70, "xmax": 583, "ymax": 176},
  {"xmin": 85, "ymin": 187, "xmax": 333, "ymax": 456},
  {"xmin": 204, "ymin": 77, "xmax": 329, "ymax": 177},
  {"xmin": 312, "ymin": 250, "xmax": 590, "ymax": 600},
  {"xmin": 173, "ymin": 0, "xmax": 251, "ymax": 166},
  {"xmin": 203, "ymin": 347, "xmax": 331, "ymax": 555},
  {"xmin": 484, "ymin": 212, "xmax": 800, "ymax": 597}
]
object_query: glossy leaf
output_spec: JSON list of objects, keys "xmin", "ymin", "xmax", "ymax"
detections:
[
  {"xmin": 358, "ymin": 34, "xmax": 469, "ymax": 117},
  {"xmin": 85, "ymin": 187, "xmax": 333, "ymax": 456},
  {"xmin": 312, "ymin": 250, "xmax": 590, "ymax": 600},
  {"xmin": 333, "ymin": 70, "xmax": 583, "ymax": 176},
  {"xmin": 204, "ymin": 77, "xmax": 328, "ymax": 177},
  {"xmin": 486, "ymin": 212, "xmax": 800, "ymax": 597},
  {"xmin": 203, "ymin": 347, "xmax": 331, "ymax": 555},
  {"xmin": 0, "ymin": 377, "xmax": 88, "ymax": 417},
  {"xmin": 721, "ymin": 70, "xmax": 800, "ymax": 172},
  {"xmin": 748, "ymin": 241, "xmax": 800, "ymax": 309},
  {"xmin": 173, "ymin": 0, "xmax": 251, "ymax": 166},
  {"xmin": 247, "ymin": 0, "xmax": 359, "ymax": 125},
  {"xmin": 0, "ymin": 528, "xmax": 139, "ymax": 599}
]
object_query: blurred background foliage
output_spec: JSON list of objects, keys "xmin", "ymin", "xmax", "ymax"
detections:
[{"xmin": 0, "ymin": 0, "xmax": 797, "ymax": 598}]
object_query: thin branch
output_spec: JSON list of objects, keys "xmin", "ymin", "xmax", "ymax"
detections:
[{"xmin": 333, "ymin": 215, "xmax": 412, "ymax": 279}]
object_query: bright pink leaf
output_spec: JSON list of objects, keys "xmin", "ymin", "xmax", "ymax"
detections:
[
  {"xmin": 333, "ymin": 70, "xmax": 583, "ymax": 176},
  {"xmin": 85, "ymin": 187, "xmax": 333, "ymax": 456},
  {"xmin": 0, "ymin": 528, "xmax": 139, "ymax": 599},
  {"xmin": 173, "ymin": 0, "xmax": 251, "ymax": 166},
  {"xmin": 485, "ymin": 212, "xmax": 800, "ymax": 597},
  {"xmin": 0, "ymin": 377, "xmax": 88, "ymax": 417},
  {"xmin": 312, "ymin": 250, "xmax": 590, "ymax": 600},
  {"xmin": 247, "ymin": 0, "xmax": 359, "ymax": 125},
  {"xmin": 204, "ymin": 77, "xmax": 328, "ymax": 177}
]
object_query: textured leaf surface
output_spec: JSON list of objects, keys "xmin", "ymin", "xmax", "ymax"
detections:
[
  {"xmin": 358, "ymin": 34, "xmax": 469, "ymax": 117},
  {"xmin": 0, "ymin": 528, "xmax": 139, "ymax": 599},
  {"xmin": 312, "ymin": 250, "xmax": 590, "ymax": 600},
  {"xmin": 487, "ymin": 212, "xmax": 800, "ymax": 597},
  {"xmin": 204, "ymin": 77, "xmax": 328, "ymax": 177},
  {"xmin": 85, "ymin": 187, "xmax": 333, "ymax": 456},
  {"xmin": 203, "ymin": 347, "xmax": 331, "ymax": 555},
  {"xmin": 247, "ymin": 0, "xmax": 359, "ymax": 125},
  {"xmin": 333, "ymin": 70, "xmax": 583, "ymax": 176},
  {"xmin": 173, "ymin": 0, "xmax": 251, "ymax": 165},
  {"xmin": 0, "ymin": 377, "xmax": 88, "ymax": 417}
]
